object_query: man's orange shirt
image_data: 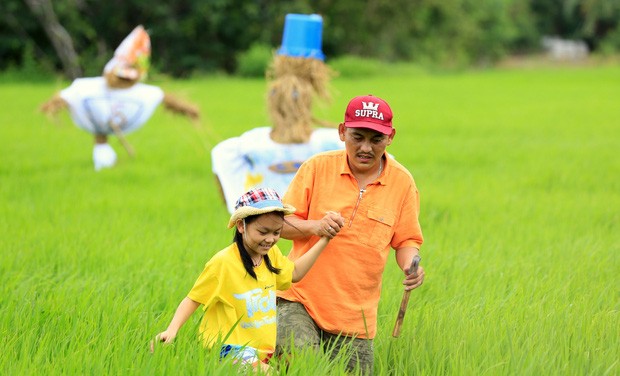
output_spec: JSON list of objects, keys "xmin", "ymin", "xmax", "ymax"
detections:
[{"xmin": 279, "ymin": 150, "xmax": 423, "ymax": 338}]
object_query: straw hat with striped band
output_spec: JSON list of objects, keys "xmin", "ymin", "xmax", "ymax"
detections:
[{"xmin": 228, "ymin": 188, "xmax": 296, "ymax": 229}]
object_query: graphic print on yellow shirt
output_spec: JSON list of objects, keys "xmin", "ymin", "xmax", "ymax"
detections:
[{"xmin": 233, "ymin": 288, "xmax": 277, "ymax": 329}]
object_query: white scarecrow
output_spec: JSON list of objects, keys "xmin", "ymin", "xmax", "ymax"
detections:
[
  {"xmin": 211, "ymin": 14, "xmax": 344, "ymax": 213},
  {"xmin": 41, "ymin": 25, "xmax": 200, "ymax": 171}
]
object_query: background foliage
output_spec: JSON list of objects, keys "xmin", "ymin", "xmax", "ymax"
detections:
[{"xmin": 1, "ymin": 0, "xmax": 620, "ymax": 78}]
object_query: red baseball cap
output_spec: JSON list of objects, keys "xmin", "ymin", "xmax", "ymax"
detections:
[{"xmin": 343, "ymin": 94, "xmax": 393, "ymax": 135}]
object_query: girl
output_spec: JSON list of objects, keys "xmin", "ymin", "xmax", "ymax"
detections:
[{"xmin": 155, "ymin": 187, "xmax": 341, "ymax": 371}]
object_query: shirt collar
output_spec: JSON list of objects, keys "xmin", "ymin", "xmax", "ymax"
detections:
[
  {"xmin": 338, "ymin": 151, "xmax": 388, "ymax": 185},
  {"xmin": 376, "ymin": 154, "xmax": 388, "ymax": 185}
]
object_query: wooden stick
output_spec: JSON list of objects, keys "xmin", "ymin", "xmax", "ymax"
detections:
[
  {"xmin": 108, "ymin": 118, "xmax": 135, "ymax": 157},
  {"xmin": 392, "ymin": 255, "xmax": 421, "ymax": 338}
]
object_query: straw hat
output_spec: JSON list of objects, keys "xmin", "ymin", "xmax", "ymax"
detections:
[{"xmin": 228, "ymin": 188, "xmax": 296, "ymax": 229}]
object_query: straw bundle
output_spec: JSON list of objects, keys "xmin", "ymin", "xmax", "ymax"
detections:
[{"xmin": 266, "ymin": 55, "xmax": 336, "ymax": 144}]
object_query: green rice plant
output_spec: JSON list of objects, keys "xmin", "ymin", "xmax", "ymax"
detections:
[{"xmin": 0, "ymin": 62, "xmax": 618, "ymax": 375}]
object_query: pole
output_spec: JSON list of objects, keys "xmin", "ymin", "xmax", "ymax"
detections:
[
  {"xmin": 108, "ymin": 116, "xmax": 135, "ymax": 157},
  {"xmin": 392, "ymin": 254, "xmax": 421, "ymax": 338}
]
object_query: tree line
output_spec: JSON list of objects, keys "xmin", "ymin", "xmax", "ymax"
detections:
[{"xmin": 1, "ymin": 0, "xmax": 619, "ymax": 79}]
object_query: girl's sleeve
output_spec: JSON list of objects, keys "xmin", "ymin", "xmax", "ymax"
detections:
[{"xmin": 187, "ymin": 261, "xmax": 221, "ymax": 307}]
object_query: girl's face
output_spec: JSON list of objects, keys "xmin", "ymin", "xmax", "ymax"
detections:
[{"xmin": 237, "ymin": 212, "xmax": 284, "ymax": 258}]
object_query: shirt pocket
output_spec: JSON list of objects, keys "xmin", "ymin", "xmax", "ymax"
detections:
[{"xmin": 357, "ymin": 208, "xmax": 395, "ymax": 250}]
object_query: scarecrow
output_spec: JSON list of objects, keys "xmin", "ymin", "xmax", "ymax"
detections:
[
  {"xmin": 40, "ymin": 25, "xmax": 200, "ymax": 171},
  {"xmin": 212, "ymin": 14, "xmax": 343, "ymax": 213}
]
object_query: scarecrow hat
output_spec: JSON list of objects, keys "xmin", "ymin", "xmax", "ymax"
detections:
[
  {"xmin": 277, "ymin": 13, "xmax": 325, "ymax": 61},
  {"xmin": 228, "ymin": 188, "xmax": 296, "ymax": 229},
  {"xmin": 103, "ymin": 25, "xmax": 151, "ymax": 81}
]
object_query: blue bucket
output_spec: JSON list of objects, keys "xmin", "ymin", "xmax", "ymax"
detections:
[{"xmin": 277, "ymin": 14, "xmax": 325, "ymax": 61}]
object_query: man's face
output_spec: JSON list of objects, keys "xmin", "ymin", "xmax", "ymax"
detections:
[{"xmin": 339, "ymin": 124, "xmax": 395, "ymax": 175}]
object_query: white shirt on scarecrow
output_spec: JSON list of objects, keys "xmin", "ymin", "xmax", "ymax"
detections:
[{"xmin": 212, "ymin": 126, "xmax": 343, "ymax": 213}]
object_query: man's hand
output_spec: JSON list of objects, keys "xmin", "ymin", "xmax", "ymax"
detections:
[
  {"xmin": 403, "ymin": 263, "xmax": 424, "ymax": 291},
  {"xmin": 316, "ymin": 211, "xmax": 344, "ymax": 239}
]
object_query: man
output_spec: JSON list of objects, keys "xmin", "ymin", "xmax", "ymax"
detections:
[{"xmin": 276, "ymin": 94, "xmax": 425, "ymax": 374}]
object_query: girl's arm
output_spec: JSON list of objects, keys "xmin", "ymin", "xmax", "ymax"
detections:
[
  {"xmin": 156, "ymin": 297, "xmax": 201, "ymax": 343},
  {"xmin": 291, "ymin": 237, "xmax": 330, "ymax": 282}
]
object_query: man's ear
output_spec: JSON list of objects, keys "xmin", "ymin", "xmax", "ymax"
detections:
[
  {"xmin": 386, "ymin": 128, "xmax": 396, "ymax": 145},
  {"xmin": 338, "ymin": 123, "xmax": 346, "ymax": 141}
]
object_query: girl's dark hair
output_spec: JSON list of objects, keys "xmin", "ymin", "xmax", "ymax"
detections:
[{"xmin": 234, "ymin": 213, "xmax": 283, "ymax": 280}]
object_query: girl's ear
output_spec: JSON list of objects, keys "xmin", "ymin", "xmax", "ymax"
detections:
[{"xmin": 236, "ymin": 219, "xmax": 244, "ymax": 233}]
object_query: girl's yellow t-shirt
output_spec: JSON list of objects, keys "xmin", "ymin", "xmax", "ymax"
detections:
[{"xmin": 187, "ymin": 243, "xmax": 294, "ymax": 360}]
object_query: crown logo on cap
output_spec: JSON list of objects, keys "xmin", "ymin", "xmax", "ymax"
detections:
[{"xmin": 362, "ymin": 101, "xmax": 379, "ymax": 111}]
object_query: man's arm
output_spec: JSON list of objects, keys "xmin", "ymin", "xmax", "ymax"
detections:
[{"xmin": 281, "ymin": 211, "xmax": 344, "ymax": 240}]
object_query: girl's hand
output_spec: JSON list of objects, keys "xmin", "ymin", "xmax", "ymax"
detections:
[
  {"xmin": 150, "ymin": 330, "xmax": 176, "ymax": 353},
  {"xmin": 317, "ymin": 236, "xmax": 331, "ymax": 246},
  {"xmin": 156, "ymin": 329, "xmax": 177, "ymax": 344}
]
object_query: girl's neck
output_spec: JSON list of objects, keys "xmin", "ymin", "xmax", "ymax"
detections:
[{"xmin": 251, "ymin": 255, "xmax": 262, "ymax": 267}]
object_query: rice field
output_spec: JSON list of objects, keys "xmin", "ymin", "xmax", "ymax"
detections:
[{"xmin": 0, "ymin": 60, "xmax": 618, "ymax": 375}]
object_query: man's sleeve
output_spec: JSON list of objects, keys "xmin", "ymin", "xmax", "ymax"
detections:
[
  {"xmin": 391, "ymin": 182, "xmax": 424, "ymax": 250},
  {"xmin": 282, "ymin": 159, "xmax": 316, "ymax": 221}
]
